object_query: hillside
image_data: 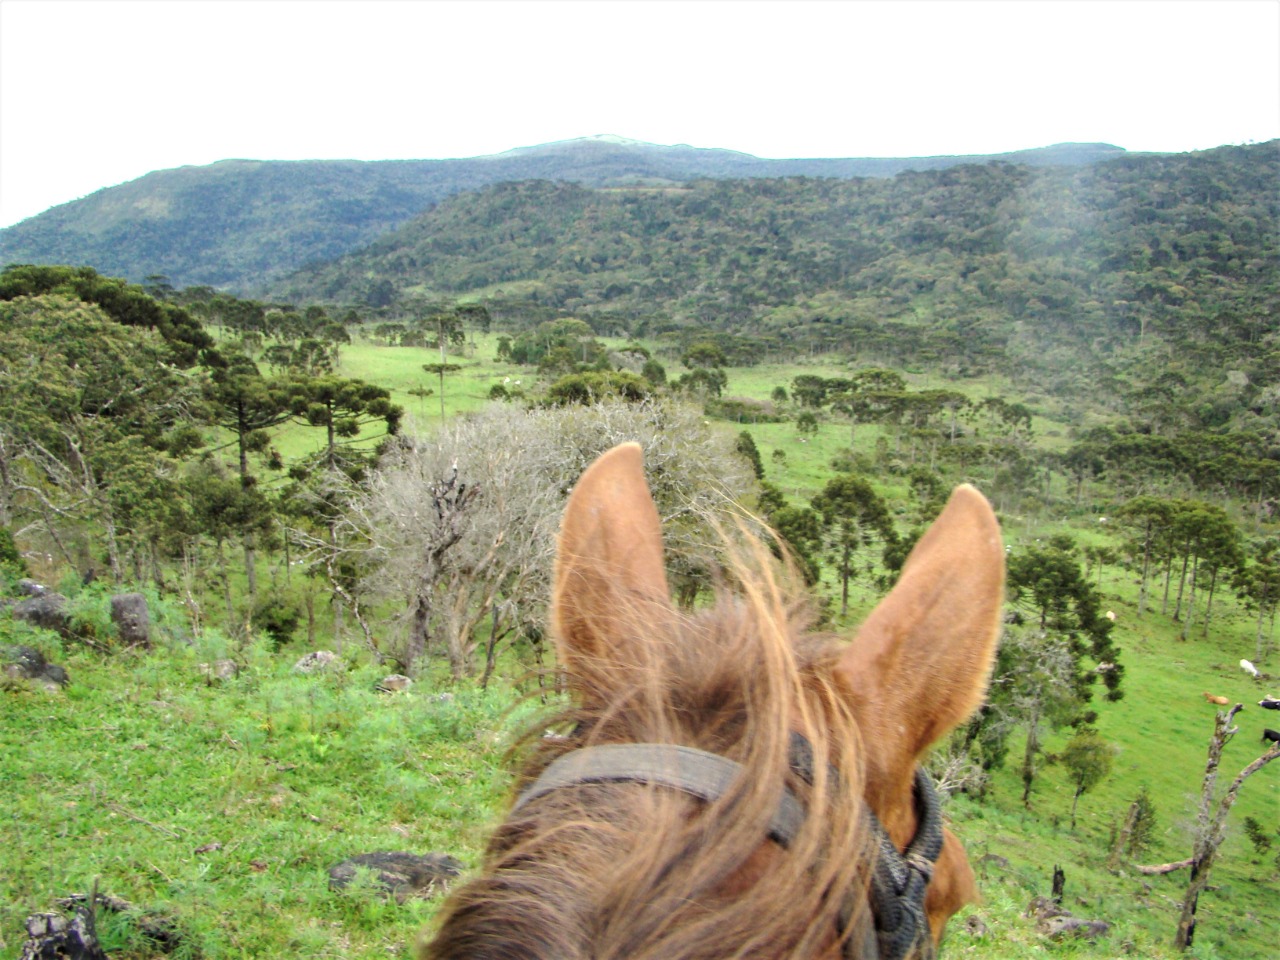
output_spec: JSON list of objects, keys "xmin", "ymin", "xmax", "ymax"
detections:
[
  {"xmin": 0, "ymin": 138, "xmax": 1127, "ymax": 292},
  {"xmin": 271, "ymin": 141, "xmax": 1280, "ymax": 411}
]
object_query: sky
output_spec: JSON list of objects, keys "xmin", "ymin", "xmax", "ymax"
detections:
[{"xmin": 1, "ymin": 0, "xmax": 1277, "ymax": 228}]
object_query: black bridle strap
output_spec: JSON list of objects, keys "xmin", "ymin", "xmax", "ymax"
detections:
[{"xmin": 514, "ymin": 743, "xmax": 807, "ymax": 846}]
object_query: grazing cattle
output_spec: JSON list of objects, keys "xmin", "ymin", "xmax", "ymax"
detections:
[
  {"xmin": 1105, "ymin": 610, "xmax": 1116, "ymax": 622},
  {"xmin": 1203, "ymin": 692, "xmax": 1231, "ymax": 706},
  {"xmin": 1260, "ymin": 697, "xmax": 1280, "ymax": 711},
  {"xmin": 1240, "ymin": 659, "xmax": 1259, "ymax": 678},
  {"xmin": 1262, "ymin": 729, "xmax": 1280, "ymax": 745},
  {"xmin": 418, "ymin": 443, "xmax": 1006, "ymax": 960}
]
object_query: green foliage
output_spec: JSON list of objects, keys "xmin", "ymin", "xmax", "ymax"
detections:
[
  {"xmin": 544, "ymin": 370, "xmax": 650, "ymax": 405},
  {"xmin": 1007, "ymin": 537, "xmax": 1124, "ymax": 701},
  {"xmin": 252, "ymin": 589, "xmax": 303, "ymax": 647},
  {"xmin": 1242, "ymin": 816, "xmax": 1272, "ymax": 856},
  {"xmin": 734, "ymin": 430, "xmax": 764, "ymax": 479},
  {"xmin": 811, "ymin": 473, "xmax": 896, "ymax": 616},
  {"xmin": 0, "ymin": 526, "xmax": 28, "ymax": 582},
  {"xmin": 670, "ymin": 366, "xmax": 727, "ymax": 399},
  {"xmin": 1126, "ymin": 785, "xmax": 1159, "ymax": 858},
  {"xmin": 0, "ymin": 140, "xmax": 1126, "ymax": 293},
  {"xmin": 1055, "ymin": 728, "xmax": 1117, "ymax": 827},
  {"xmin": 0, "ymin": 264, "xmax": 213, "ymax": 366},
  {"xmin": 640, "ymin": 358, "xmax": 667, "ymax": 387}
]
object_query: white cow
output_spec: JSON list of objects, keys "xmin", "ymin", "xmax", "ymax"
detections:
[{"xmin": 1241, "ymin": 659, "xmax": 1259, "ymax": 678}]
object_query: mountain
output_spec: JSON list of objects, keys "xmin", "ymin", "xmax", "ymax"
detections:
[
  {"xmin": 0, "ymin": 137, "xmax": 1129, "ymax": 293},
  {"xmin": 268, "ymin": 140, "xmax": 1280, "ymax": 407}
]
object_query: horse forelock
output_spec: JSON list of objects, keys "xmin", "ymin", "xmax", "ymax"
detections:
[{"xmin": 422, "ymin": 537, "xmax": 877, "ymax": 960}]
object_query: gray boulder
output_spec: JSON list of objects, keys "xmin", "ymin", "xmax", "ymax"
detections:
[
  {"xmin": 3, "ymin": 645, "xmax": 69, "ymax": 689},
  {"xmin": 110, "ymin": 593, "xmax": 150, "ymax": 648},
  {"xmin": 12, "ymin": 592, "xmax": 71, "ymax": 637}
]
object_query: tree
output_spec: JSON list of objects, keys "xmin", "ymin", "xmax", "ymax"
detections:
[
  {"xmin": 287, "ymin": 376, "xmax": 402, "ymax": 470},
  {"xmin": 333, "ymin": 398, "xmax": 753, "ymax": 678},
  {"xmin": 1134, "ymin": 705, "xmax": 1280, "ymax": 951},
  {"xmin": 735, "ymin": 430, "xmax": 764, "ymax": 479},
  {"xmin": 422, "ymin": 363, "xmax": 463, "ymax": 421},
  {"xmin": 987, "ymin": 627, "xmax": 1085, "ymax": 807},
  {"xmin": 1057, "ymin": 729, "xmax": 1116, "ymax": 829},
  {"xmin": 811, "ymin": 474, "xmax": 896, "ymax": 617},
  {"xmin": 545, "ymin": 371, "xmax": 649, "ymax": 406},
  {"xmin": 201, "ymin": 353, "xmax": 294, "ymax": 600},
  {"xmin": 682, "ymin": 341, "xmax": 728, "ymax": 368},
  {"xmin": 1233, "ymin": 537, "xmax": 1280, "ymax": 663},
  {"xmin": 1007, "ymin": 536, "xmax": 1124, "ymax": 701},
  {"xmin": 1115, "ymin": 496, "xmax": 1177, "ymax": 616},
  {"xmin": 0, "ymin": 294, "xmax": 199, "ymax": 580},
  {"xmin": 0, "ymin": 264, "xmax": 213, "ymax": 366}
]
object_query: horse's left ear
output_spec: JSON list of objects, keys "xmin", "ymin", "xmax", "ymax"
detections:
[{"xmin": 551, "ymin": 443, "xmax": 674, "ymax": 697}]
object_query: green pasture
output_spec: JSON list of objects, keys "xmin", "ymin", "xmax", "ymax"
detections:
[{"xmin": 5, "ymin": 333, "xmax": 1278, "ymax": 959}]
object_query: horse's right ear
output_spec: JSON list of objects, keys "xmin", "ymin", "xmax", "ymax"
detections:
[
  {"xmin": 551, "ymin": 443, "xmax": 674, "ymax": 697},
  {"xmin": 839, "ymin": 484, "xmax": 1004, "ymax": 789}
]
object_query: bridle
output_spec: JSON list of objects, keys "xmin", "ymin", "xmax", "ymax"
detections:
[{"xmin": 514, "ymin": 733, "xmax": 944, "ymax": 960}]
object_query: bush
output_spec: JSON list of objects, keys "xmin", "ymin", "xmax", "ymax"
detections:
[{"xmin": 254, "ymin": 591, "xmax": 302, "ymax": 647}]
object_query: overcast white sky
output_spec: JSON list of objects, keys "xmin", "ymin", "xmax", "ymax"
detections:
[{"xmin": 1, "ymin": 0, "xmax": 1277, "ymax": 228}]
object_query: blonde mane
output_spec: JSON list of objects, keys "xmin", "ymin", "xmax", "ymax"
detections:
[{"xmin": 421, "ymin": 444, "xmax": 1004, "ymax": 960}]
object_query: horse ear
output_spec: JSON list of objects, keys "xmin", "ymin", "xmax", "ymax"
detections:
[
  {"xmin": 839, "ymin": 485, "xmax": 1004, "ymax": 774},
  {"xmin": 551, "ymin": 443, "xmax": 674, "ymax": 690}
]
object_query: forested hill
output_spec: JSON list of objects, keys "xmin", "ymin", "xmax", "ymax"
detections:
[
  {"xmin": 0, "ymin": 138, "xmax": 1126, "ymax": 292},
  {"xmin": 272, "ymin": 141, "xmax": 1280, "ymax": 399}
]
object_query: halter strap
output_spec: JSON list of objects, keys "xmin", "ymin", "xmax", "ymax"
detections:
[
  {"xmin": 514, "ymin": 743, "xmax": 807, "ymax": 846},
  {"xmin": 513, "ymin": 738, "xmax": 942, "ymax": 960}
]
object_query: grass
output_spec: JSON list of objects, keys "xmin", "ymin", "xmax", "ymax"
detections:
[
  {"xmin": 0, "ymin": 617, "xmax": 540, "ymax": 959},
  {"xmin": 5, "ymin": 338, "xmax": 1278, "ymax": 958}
]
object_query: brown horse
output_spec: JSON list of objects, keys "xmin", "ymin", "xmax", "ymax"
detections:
[{"xmin": 421, "ymin": 443, "xmax": 1004, "ymax": 959}]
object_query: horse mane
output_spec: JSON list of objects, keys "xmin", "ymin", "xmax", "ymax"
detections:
[{"xmin": 421, "ymin": 535, "xmax": 875, "ymax": 960}]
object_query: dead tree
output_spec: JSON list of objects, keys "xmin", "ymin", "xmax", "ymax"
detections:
[{"xmin": 1136, "ymin": 703, "xmax": 1280, "ymax": 951}]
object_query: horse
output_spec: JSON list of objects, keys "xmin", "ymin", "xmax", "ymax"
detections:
[{"xmin": 420, "ymin": 443, "xmax": 1005, "ymax": 960}]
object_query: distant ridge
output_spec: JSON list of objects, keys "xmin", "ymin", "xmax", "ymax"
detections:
[{"xmin": 0, "ymin": 136, "xmax": 1133, "ymax": 292}]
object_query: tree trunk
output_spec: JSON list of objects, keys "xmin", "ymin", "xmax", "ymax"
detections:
[
  {"xmin": 1170, "ymin": 707, "xmax": 1280, "ymax": 951},
  {"xmin": 1181, "ymin": 552, "xmax": 1200, "ymax": 640},
  {"xmin": 1173, "ymin": 547, "xmax": 1191, "ymax": 622},
  {"xmin": 1201, "ymin": 568, "xmax": 1219, "ymax": 639},
  {"xmin": 1108, "ymin": 800, "xmax": 1141, "ymax": 871},
  {"xmin": 1021, "ymin": 713, "xmax": 1040, "ymax": 807},
  {"xmin": 215, "ymin": 537, "xmax": 235, "ymax": 629}
]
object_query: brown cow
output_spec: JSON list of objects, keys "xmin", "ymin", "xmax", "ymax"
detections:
[{"xmin": 1202, "ymin": 692, "xmax": 1230, "ymax": 705}]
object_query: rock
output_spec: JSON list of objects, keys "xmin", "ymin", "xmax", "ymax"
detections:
[
  {"xmin": 199, "ymin": 659, "xmax": 238, "ymax": 681},
  {"xmin": 328, "ymin": 851, "xmax": 462, "ymax": 902},
  {"xmin": 293, "ymin": 650, "xmax": 339, "ymax": 673},
  {"xmin": 110, "ymin": 593, "xmax": 150, "ymax": 648},
  {"xmin": 55, "ymin": 893, "xmax": 182, "ymax": 953},
  {"xmin": 19, "ymin": 906, "xmax": 107, "ymax": 960},
  {"xmin": 1040, "ymin": 916, "xmax": 1111, "ymax": 943},
  {"xmin": 2, "ymin": 645, "xmax": 69, "ymax": 688},
  {"xmin": 11, "ymin": 592, "xmax": 71, "ymax": 637},
  {"xmin": 1024, "ymin": 896, "xmax": 1071, "ymax": 921},
  {"xmin": 376, "ymin": 674, "xmax": 412, "ymax": 693},
  {"xmin": 964, "ymin": 915, "xmax": 989, "ymax": 938},
  {"xmin": 16, "ymin": 579, "xmax": 52, "ymax": 597}
]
